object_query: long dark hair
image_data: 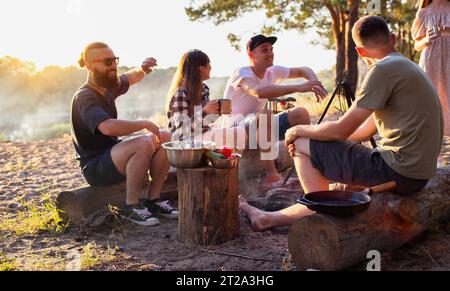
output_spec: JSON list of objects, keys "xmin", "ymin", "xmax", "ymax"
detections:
[{"xmin": 167, "ymin": 49, "xmax": 210, "ymax": 112}]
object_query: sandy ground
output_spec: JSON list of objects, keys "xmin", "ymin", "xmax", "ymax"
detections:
[{"xmin": 0, "ymin": 135, "xmax": 449, "ymax": 271}]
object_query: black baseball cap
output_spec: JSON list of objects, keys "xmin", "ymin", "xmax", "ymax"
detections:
[{"xmin": 246, "ymin": 34, "xmax": 277, "ymax": 52}]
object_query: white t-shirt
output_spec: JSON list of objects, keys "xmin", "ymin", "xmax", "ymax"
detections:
[{"xmin": 223, "ymin": 65, "xmax": 290, "ymax": 116}]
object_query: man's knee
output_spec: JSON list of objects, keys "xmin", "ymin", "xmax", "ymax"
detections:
[
  {"xmin": 289, "ymin": 107, "xmax": 310, "ymax": 125},
  {"xmin": 134, "ymin": 136, "xmax": 156, "ymax": 154},
  {"xmin": 294, "ymin": 138, "xmax": 310, "ymax": 156}
]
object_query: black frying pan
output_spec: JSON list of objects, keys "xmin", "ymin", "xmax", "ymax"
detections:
[{"xmin": 297, "ymin": 181, "xmax": 397, "ymax": 217}]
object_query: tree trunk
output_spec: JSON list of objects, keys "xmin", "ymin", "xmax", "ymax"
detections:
[
  {"xmin": 335, "ymin": 32, "xmax": 346, "ymax": 86},
  {"xmin": 288, "ymin": 167, "xmax": 450, "ymax": 271},
  {"xmin": 177, "ymin": 167, "xmax": 240, "ymax": 245},
  {"xmin": 325, "ymin": 3, "xmax": 345, "ymax": 87},
  {"xmin": 345, "ymin": 0, "xmax": 359, "ymax": 93},
  {"xmin": 334, "ymin": 8, "xmax": 346, "ymax": 87}
]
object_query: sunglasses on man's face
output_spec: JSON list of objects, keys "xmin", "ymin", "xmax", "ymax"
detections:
[{"xmin": 91, "ymin": 57, "xmax": 120, "ymax": 67}]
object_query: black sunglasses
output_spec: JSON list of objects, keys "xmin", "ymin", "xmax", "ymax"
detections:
[{"xmin": 91, "ymin": 57, "xmax": 119, "ymax": 67}]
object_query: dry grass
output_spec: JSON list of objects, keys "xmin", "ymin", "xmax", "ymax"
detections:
[
  {"xmin": 1, "ymin": 242, "xmax": 122, "ymax": 271},
  {"xmin": 79, "ymin": 242, "xmax": 120, "ymax": 270},
  {"xmin": 0, "ymin": 192, "xmax": 68, "ymax": 237},
  {"xmin": 1, "ymin": 156, "xmax": 43, "ymax": 173},
  {"xmin": 0, "ymin": 252, "xmax": 17, "ymax": 271}
]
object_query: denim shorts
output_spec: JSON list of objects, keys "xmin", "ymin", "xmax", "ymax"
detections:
[
  {"xmin": 81, "ymin": 147, "xmax": 126, "ymax": 187},
  {"xmin": 234, "ymin": 111, "xmax": 290, "ymax": 144},
  {"xmin": 276, "ymin": 111, "xmax": 290, "ymax": 141},
  {"xmin": 309, "ymin": 139, "xmax": 428, "ymax": 195}
]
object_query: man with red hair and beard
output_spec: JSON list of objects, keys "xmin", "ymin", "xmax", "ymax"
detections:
[{"xmin": 71, "ymin": 42, "xmax": 177, "ymax": 227}]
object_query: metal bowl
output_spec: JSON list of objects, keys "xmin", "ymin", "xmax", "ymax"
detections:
[
  {"xmin": 162, "ymin": 140, "xmax": 216, "ymax": 168},
  {"xmin": 209, "ymin": 157, "xmax": 239, "ymax": 169}
]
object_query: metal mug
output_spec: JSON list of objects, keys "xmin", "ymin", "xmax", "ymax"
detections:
[
  {"xmin": 430, "ymin": 25, "xmax": 441, "ymax": 37},
  {"xmin": 218, "ymin": 99, "xmax": 232, "ymax": 115}
]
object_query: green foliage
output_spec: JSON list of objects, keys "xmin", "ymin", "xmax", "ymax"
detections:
[
  {"xmin": 0, "ymin": 253, "xmax": 17, "ymax": 271},
  {"xmin": 227, "ymin": 33, "xmax": 242, "ymax": 51},
  {"xmin": 187, "ymin": 0, "xmax": 331, "ymax": 46},
  {"xmin": 80, "ymin": 241, "xmax": 120, "ymax": 270},
  {"xmin": 186, "ymin": 0, "xmax": 422, "ymax": 62},
  {"xmin": 384, "ymin": 0, "xmax": 420, "ymax": 63},
  {"xmin": 0, "ymin": 192, "xmax": 68, "ymax": 237}
]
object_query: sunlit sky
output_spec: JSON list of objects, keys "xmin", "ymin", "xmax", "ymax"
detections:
[{"xmin": 0, "ymin": 0, "xmax": 335, "ymax": 77}]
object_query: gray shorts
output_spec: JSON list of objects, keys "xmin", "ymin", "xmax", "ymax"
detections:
[
  {"xmin": 81, "ymin": 147, "xmax": 126, "ymax": 187},
  {"xmin": 309, "ymin": 140, "xmax": 428, "ymax": 195}
]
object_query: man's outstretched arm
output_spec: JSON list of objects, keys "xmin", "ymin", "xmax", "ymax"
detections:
[
  {"xmin": 239, "ymin": 78, "xmax": 327, "ymax": 101},
  {"xmin": 288, "ymin": 66, "xmax": 319, "ymax": 81},
  {"xmin": 125, "ymin": 57, "xmax": 158, "ymax": 85}
]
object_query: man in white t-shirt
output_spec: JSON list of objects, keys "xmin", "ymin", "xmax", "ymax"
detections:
[{"xmin": 223, "ymin": 34, "xmax": 327, "ymax": 185}]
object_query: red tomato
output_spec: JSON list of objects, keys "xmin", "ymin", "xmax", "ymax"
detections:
[{"xmin": 218, "ymin": 147, "xmax": 233, "ymax": 158}]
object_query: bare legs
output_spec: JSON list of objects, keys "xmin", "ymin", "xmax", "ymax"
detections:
[
  {"xmin": 239, "ymin": 137, "xmax": 329, "ymax": 231},
  {"xmin": 111, "ymin": 131, "xmax": 172, "ymax": 205},
  {"xmin": 291, "ymin": 138, "xmax": 329, "ymax": 193},
  {"xmin": 239, "ymin": 195, "xmax": 314, "ymax": 232},
  {"xmin": 259, "ymin": 107, "xmax": 311, "ymax": 184},
  {"xmin": 147, "ymin": 131, "xmax": 172, "ymax": 200}
]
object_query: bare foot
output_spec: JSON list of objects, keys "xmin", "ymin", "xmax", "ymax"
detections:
[{"xmin": 239, "ymin": 195, "xmax": 271, "ymax": 232}]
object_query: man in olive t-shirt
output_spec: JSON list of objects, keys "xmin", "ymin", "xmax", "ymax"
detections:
[
  {"xmin": 239, "ymin": 15, "xmax": 444, "ymax": 232},
  {"xmin": 355, "ymin": 52, "xmax": 443, "ymax": 180}
]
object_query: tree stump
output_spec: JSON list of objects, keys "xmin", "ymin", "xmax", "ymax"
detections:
[
  {"xmin": 288, "ymin": 166, "xmax": 450, "ymax": 271},
  {"xmin": 177, "ymin": 167, "xmax": 240, "ymax": 245}
]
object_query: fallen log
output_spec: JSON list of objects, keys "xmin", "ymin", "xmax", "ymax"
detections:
[
  {"xmin": 288, "ymin": 166, "xmax": 450, "ymax": 271},
  {"xmin": 56, "ymin": 167, "xmax": 178, "ymax": 224}
]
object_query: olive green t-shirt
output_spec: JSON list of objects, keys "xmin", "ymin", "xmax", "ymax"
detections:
[{"xmin": 355, "ymin": 52, "xmax": 444, "ymax": 180}]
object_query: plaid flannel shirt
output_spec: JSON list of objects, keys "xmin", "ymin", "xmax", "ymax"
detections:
[{"xmin": 167, "ymin": 84, "xmax": 211, "ymax": 141}]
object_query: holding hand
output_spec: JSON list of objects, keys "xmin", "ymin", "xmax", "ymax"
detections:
[
  {"xmin": 312, "ymin": 84, "xmax": 328, "ymax": 102},
  {"xmin": 297, "ymin": 81, "xmax": 328, "ymax": 102},
  {"xmin": 142, "ymin": 57, "xmax": 158, "ymax": 74},
  {"xmin": 284, "ymin": 125, "xmax": 301, "ymax": 148},
  {"xmin": 203, "ymin": 100, "xmax": 220, "ymax": 114},
  {"xmin": 426, "ymin": 26, "xmax": 441, "ymax": 43}
]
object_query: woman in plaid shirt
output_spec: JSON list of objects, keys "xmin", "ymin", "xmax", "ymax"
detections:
[{"xmin": 166, "ymin": 49, "xmax": 246, "ymax": 147}]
